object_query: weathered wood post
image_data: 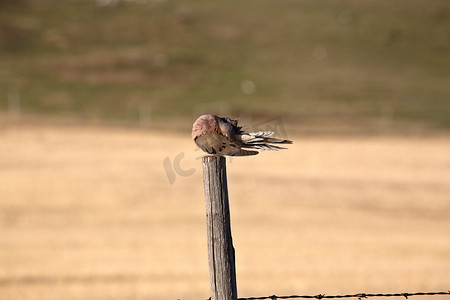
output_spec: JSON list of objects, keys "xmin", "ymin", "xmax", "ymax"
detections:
[{"xmin": 202, "ymin": 156, "xmax": 238, "ymax": 300}]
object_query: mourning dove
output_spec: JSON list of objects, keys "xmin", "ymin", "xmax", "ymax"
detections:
[{"xmin": 192, "ymin": 115, "xmax": 292, "ymax": 156}]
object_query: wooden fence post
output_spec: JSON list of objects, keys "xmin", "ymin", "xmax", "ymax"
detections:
[{"xmin": 202, "ymin": 156, "xmax": 238, "ymax": 300}]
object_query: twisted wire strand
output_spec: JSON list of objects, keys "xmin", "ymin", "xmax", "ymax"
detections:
[{"xmin": 234, "ymin": 291, "xmax": 450, "ymax": 300}]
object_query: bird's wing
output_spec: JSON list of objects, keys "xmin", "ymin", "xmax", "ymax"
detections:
[{"xmin": 195, "ymin": 132, "xmax": 258, "ymax": 156}]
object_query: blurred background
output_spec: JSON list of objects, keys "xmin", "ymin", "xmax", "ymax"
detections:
[
  {"xmin": 1, "ymin": 0, "xmax": 449, "ymax": 299},
  {"xmin": 1, "ymin": 0, "xmax": 449, "ymax": 132}
]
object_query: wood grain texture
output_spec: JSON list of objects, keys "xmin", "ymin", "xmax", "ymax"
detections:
[{"xmin": 202, "ymin": 156, "xmax": 237, "ymax": 300}]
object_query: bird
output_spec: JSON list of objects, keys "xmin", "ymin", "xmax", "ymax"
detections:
[{"xmin": 192, "ymin": 115, "xmax": 292, "ymax": 156}]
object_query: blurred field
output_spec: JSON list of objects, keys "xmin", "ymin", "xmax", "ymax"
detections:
[
  {"xmin": 0, "ymin": 124, "xmax": 449, "ymax": 300},
  {"xmin": 1, "ymin": 0, "xmax": 449, "ymax": 131},
  {"xmin": 1, "ymin": 0, "xmax": 449, "ymax": 298}
]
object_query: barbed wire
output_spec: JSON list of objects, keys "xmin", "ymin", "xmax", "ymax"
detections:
[{"xmin": 232, "ymin": 291, "xmax": 450, "ymax": 300}]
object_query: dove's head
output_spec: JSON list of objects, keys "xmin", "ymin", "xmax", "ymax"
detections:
[{"xmin": 192, "ymin": 115, "xmax": 220, "ymax": 140}]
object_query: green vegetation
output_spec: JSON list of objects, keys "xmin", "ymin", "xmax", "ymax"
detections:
[{"xmin": 0, "ymin": 0, "xmax": 449, "ymax": 132}]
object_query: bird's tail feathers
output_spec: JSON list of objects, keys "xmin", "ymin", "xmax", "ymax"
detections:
[
  {"xmin": 263, "ymin": 137, "xmax": 293, "ymax": 144},
  {"xmin": 239, "ymin": 132, "xmax": 293, "ymax": 151},
  {"xmin": 240, "ymin": 131, "xmax": 274, "ymax": 143},
  {"xmin": 249, "ymin": 131, "xmax": 275, "ymax": 137},
  {"xmin": 230, "ymin": 149, "xmax": 259, "ymax": 156},
  {"xmin": 248, "ymin": 144, "xmax": 288, "ymax": 151}
]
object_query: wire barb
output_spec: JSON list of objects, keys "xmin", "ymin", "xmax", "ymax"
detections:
[{"xmin": 357, "ymin": 293, "xmax": 368, "ymax": 300}]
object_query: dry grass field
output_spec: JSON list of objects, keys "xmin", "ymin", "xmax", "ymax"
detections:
[{"xmin": 0, "ymin": 124, "xmax": 449, "ymax": 300}]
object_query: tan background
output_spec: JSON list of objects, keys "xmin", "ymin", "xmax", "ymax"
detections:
[{"xmin": 1, "ymin": 124, "xmax": 449, "ymax": 299}]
